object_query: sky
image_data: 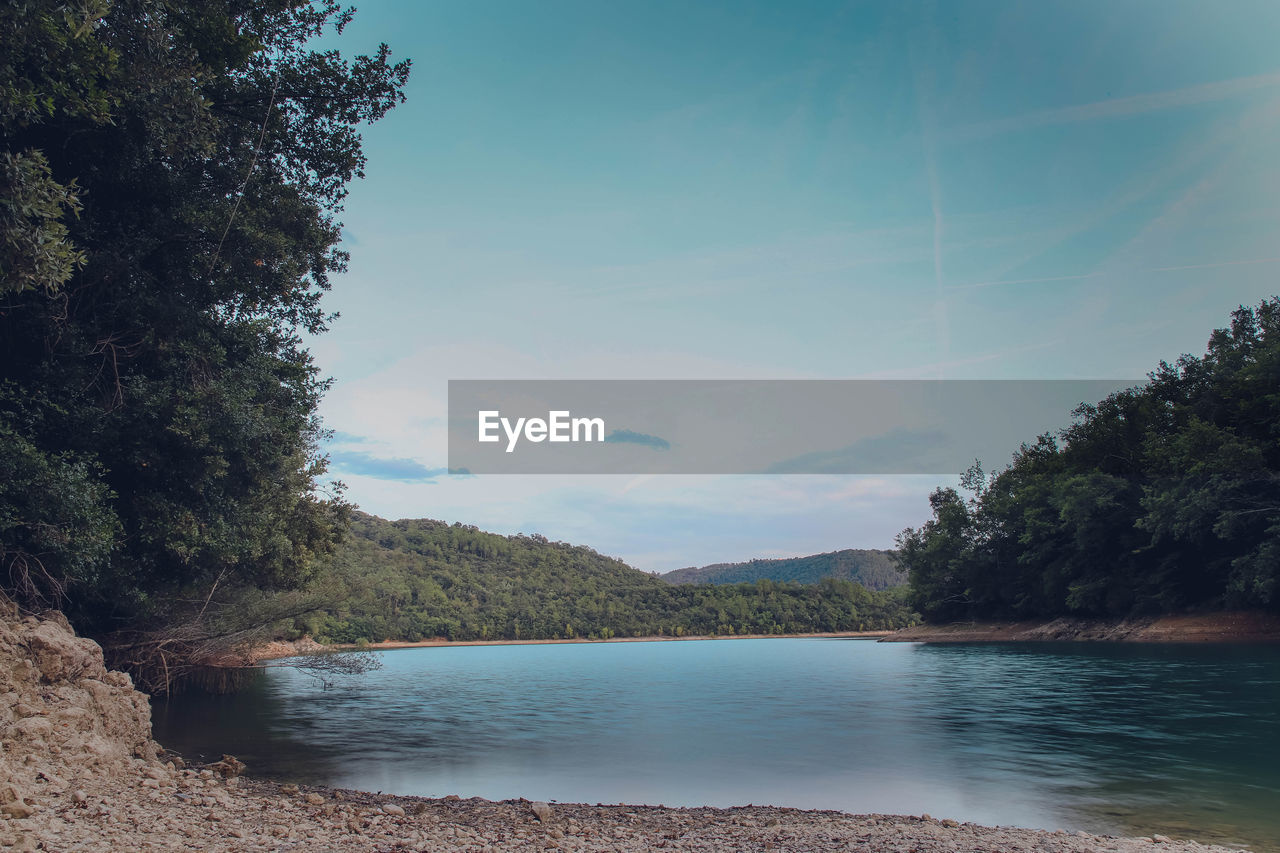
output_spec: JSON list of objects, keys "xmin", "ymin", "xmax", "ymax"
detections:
[{"xmin": 305, "ymin": 0, "xmax": 1280, "ymax": 572}]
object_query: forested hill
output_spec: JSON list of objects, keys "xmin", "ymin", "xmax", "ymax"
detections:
[
  {"xmin": 662, "ymin": 550, "xmax": 904, "ymax": 589},
  {"xmin": 292, "ymin": 513, "xmax": 918, "ymax": 643}
]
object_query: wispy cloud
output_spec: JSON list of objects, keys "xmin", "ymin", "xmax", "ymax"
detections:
[
  {"xmin": 949, "ymin": 70, "xmax": 1280, "ymax": 142},
  {"xmin": 951, "ymin": 95, "xmax": 1280, "ymax": 289},
  {"xmin": 763, "ymin": 429, "xmax": 953, "ymax": 474},
  {"xmin": 328, "ymin": 451, "xmax": 450, "ymax": 483},
  {"xmin": 911, "ymin": 8, "xmax": 951, "ymax": 377},
  {"xmin": 604, "ymin": 430, "xmax": 671, "ymax": 451},
  {"xmin": 327, "ymin": 430, "xmax": 371, "ymax": 445},
  {"xmin": 948, "ymin": 257, "xmax": 1280, "ymax": 291}
]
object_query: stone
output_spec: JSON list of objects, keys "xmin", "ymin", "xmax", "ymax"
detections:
[
  {"xmin": 9, "ymin": 834, "xmax": 38, "ymax": 853},
  {"xmin": 1, "ymin": 802, "xmax": 35, "ymax": 819},
  {"xmin": 305, "ymin": 792, "xmax": 326, "ymax": 805},
  {"xmin": 25, "ymin": 621, "xmax": 98, "ymax": 683},
  {"xmin": 530, "ymin": 801, "xmax": 554, "ymax": 822},
  {"xmin": 382, "ymin": 803, "xmax": 405, "ymax": 816},
  {"xmin": 207, "ymin": 755, "xmax": 245, "ymax": 778}
]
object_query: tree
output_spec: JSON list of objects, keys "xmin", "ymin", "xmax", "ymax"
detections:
[
  {"xmin": 896, "ymin": 298, "xmax": 1280, "ymax": 621},
  {"xmin": 0, "ymin": 0, "xmax": 409, "ymax": 687}
]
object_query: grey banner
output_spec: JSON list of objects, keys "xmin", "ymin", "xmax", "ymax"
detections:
[{"xmin": 447, "ymin": 379, "xmax": 1138, "ymax": 475}]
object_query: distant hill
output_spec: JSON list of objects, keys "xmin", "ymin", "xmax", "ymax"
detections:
[
  {"xmin": 661, "ymin": 549, "xmax": 905, "ymax": 590},
  {"xmin": 292, "ymin": 514, "xmax": 917, "ymax": 643}
]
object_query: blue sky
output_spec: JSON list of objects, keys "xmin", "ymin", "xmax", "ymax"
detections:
[{"xmin": 307, "ymin": 0, "xmax": 1280, "ymax": 571}]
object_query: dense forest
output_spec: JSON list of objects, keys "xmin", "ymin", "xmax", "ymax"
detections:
[
  {"xmin": 289, "ymin": 513, "xmax": 919, "ymax": 643},
  {"xmin": 0, "ymin": 1, "xmax": 408, "ymax": 689},
  {"xmin": 662, "ymin": 549, "xmax": 904, "ymax": 589},
  {"xmin": 897, "ymin": 299, "xmax": 1280, "ymax": 622}
]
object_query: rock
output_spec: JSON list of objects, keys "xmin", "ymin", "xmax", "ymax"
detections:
[
  {"xmin": 382, "ymin": 803, "xmax": 405, "ymax": 816},
  {"xmin": 1, "ymin": 801, "xmax": 36, "ymax": 819},
  {"xmin": 941, "ymin": 819, "xmax": 960, "ymax": 828},
  {"xmin": 24, "ymin": 620, "xmax": 98, "ymax": 683},
  {"xmin": 71, "ymin": 790, "xmax": 88, "ymax": 804},
  {"xmin": 9, "ymin": 834, "xmax": 38, "ymax": 853},
  {"xmin": 207, "ymin": 754, "xmax": 245, "ymax": 778},
  {"xmin": 278, "ymin": 783, "xmax": 299, "ymax": 795},
  {"xmin": 530, "ymin": 801, "xmax": 553, "ymax": 822},
  {"xmin": 304, "ymin": 792, "xmax": 326, "ymax": 805},
  {"xmin": 1154, "ymin": 835, "xmax": 1174, "ymax": 843}
]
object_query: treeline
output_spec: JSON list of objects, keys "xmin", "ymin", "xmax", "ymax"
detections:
[
  {"xmin": 290, "ymin": 513, "xmax": 919, "ymax": 643},
  {"xmin": 897, "ymin": 299, "xmax": 1280, "ymax": 622},
  {"xmin": 662, "ymin": 549, "xmax": 904, "ymax": 589}
]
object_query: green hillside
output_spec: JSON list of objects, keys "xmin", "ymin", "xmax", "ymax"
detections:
[
  {"xmin": 662, "ymin": 549, "xmax": 904, "ymax": 590},
  {"xmin": 290, "ymin": 513, "xmax": 918, "ymax": 643}
]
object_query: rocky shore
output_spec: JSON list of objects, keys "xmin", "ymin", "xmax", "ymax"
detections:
[
  {"xmin": 882, "ymin": 610, "xmax": 1280, "ymax": 644},
  {"xmin": 4, "ymin": 774, "xmax": 1253, "ymax": 853},
  {"xmin": 0, "ymin": 603, "xmax": 1249, "ymax": 852}
]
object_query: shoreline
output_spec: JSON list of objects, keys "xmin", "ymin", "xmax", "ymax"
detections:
[
  {"xmin": 251, "ymin": 609, "xmax": 1280, "ymax": 661},
  {"xmin": 20, "ymin": 769, "xmax": 1253, "ymax": 852},
  {"xmin": 881, "ymin": 610, "xmax": 1280, "ymax": 644},
  {"xmin": 251, "ymin": 629, "xmax": 896, "ymax": 661}
]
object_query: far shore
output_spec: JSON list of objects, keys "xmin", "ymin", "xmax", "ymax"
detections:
[
  {"xmin": 248, "ymin": 610, "xmax": 1280, "ymax": 662},
  {"xmin": 882, "ymin": 610, "xmax": 1280, "ymax": 644},
  {"xmin": 250, "ymin": 629, "xmax": 895, "ymax": 661},
  {"xmin": 250, "ymin": 610, "xmax": 1280, "ymax": 661}
]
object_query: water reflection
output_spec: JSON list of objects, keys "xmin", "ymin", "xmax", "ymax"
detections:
[{"xmin": 153, "ymin": 639, "xmax": 1280, "ymax": 850}]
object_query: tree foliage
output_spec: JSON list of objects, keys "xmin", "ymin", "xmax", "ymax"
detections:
[
  {"xmin": 898, "ymin": 299, "xmax": 1280, "ymax": 621},
  {"xmin": 0, "ymin": 0, "xmax": 409, "ymax": 672},
  {"xmin": 661, "ymin": 548, "xmax": 904, "ymax": 589},
  {"xmin": 291, "ymin": 513, "xmax": 919, "ymax": 644}
]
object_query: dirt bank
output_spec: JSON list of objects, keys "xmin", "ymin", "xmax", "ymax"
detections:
[{"xmin": 883, "ymin": 610, "xmax": 1280, "ymax": 643}]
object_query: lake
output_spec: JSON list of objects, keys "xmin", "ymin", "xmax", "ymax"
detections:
[{"xmin": 152, "ymin": 638, "xmax": 1280, "ymax": 850}]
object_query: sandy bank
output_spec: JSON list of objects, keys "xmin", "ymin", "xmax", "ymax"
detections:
[{"xmin": 882, "ymin": 610, "xmax": 1280, "ymax": 643}]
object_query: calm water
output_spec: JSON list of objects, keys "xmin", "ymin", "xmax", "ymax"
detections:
[{"xmin": 153, "ymin": 639, "xmax": 1280, "ymax": 850}]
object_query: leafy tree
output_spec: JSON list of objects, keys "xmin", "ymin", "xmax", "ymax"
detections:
[
  {"xmin": 1, "ymin": 0, "xmax": 409, "ymax": 686},
  {"xmin": 897, "ymin": 298, "xmax": 1280, "ymax": 621}
]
